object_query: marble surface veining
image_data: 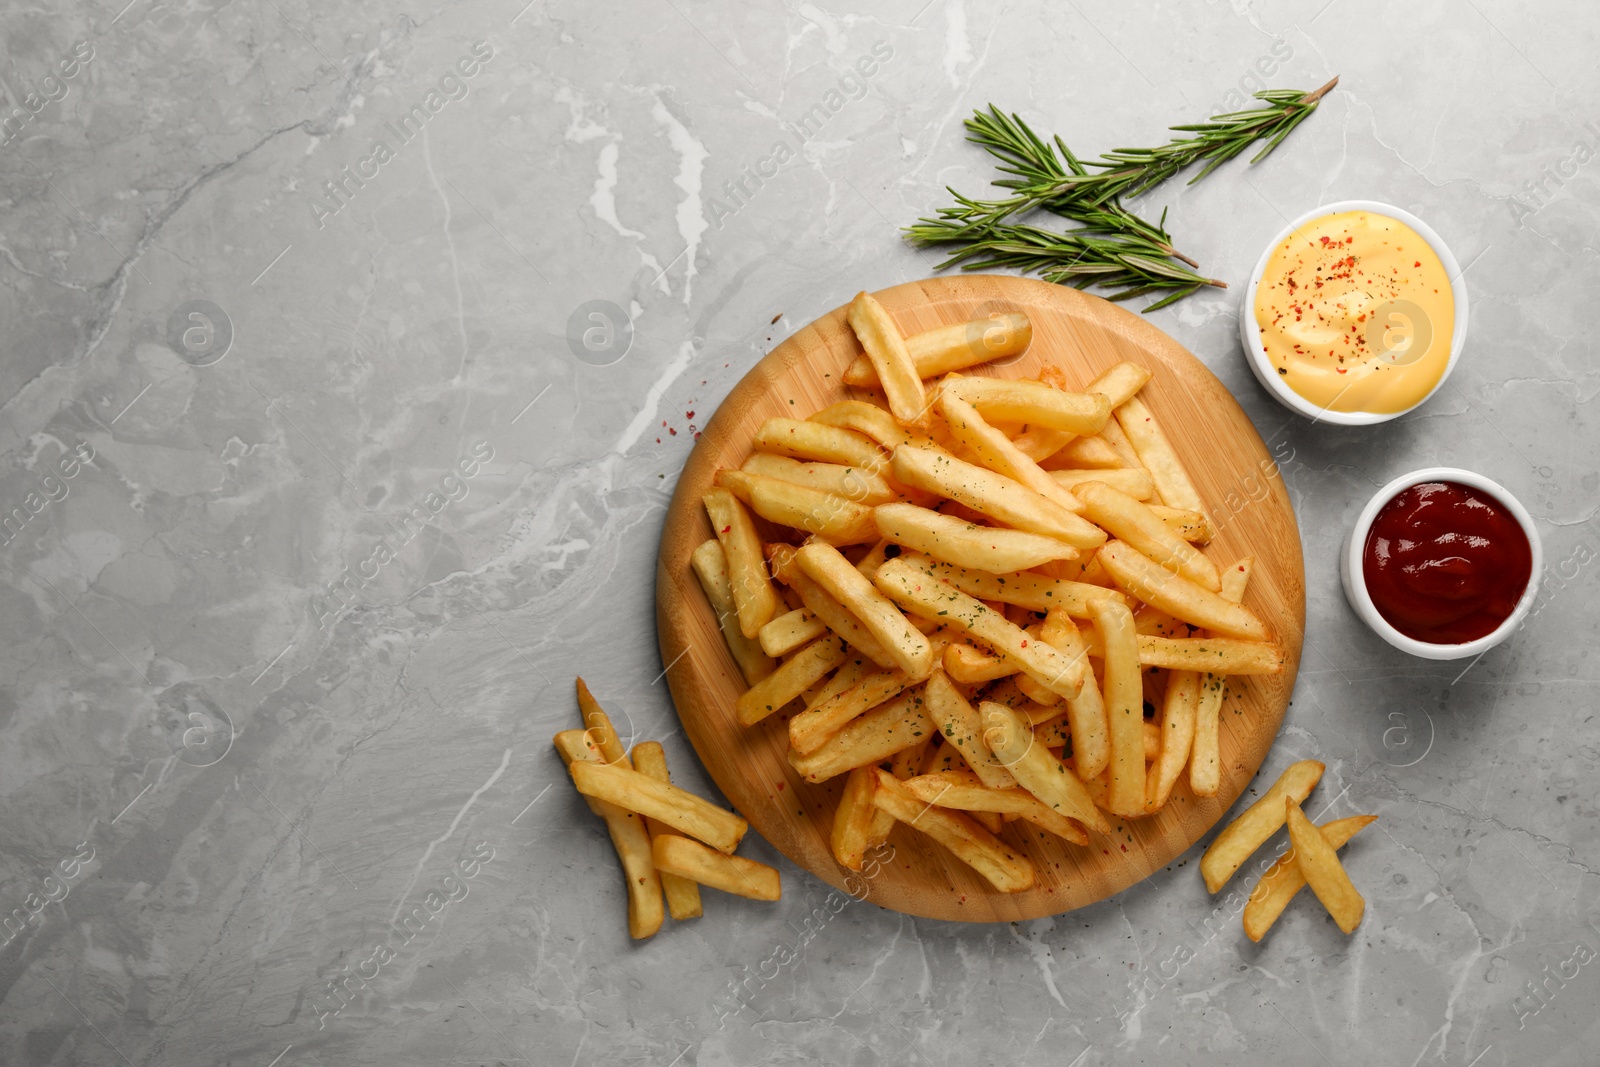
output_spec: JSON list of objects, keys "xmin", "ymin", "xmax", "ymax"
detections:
[{"xmin": 1, "ymin": 0, "xmax": 1598, "ymax": 1064}]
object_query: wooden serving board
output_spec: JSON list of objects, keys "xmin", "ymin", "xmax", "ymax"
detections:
[{"xmin": 654, "ymin": 274, "xmax": 1304, "ymax": 922}]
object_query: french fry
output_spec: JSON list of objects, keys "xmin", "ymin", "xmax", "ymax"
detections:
[
  {"xmin": 716, "ymin": 469, "xmax": 878, "ymax": 546},
  {"xmin": 569, "ymin": 760, "xmax": 750, "ymax": 855},
  {"xmin": 790, "ymin": 667, "xmax": 911, "ymax": 755},
  {"xmin": 831, "ymin": 765, "xmax": 880, "ymax": 871},
  {"xmin": 842, "ymin": 313, "xmax": 1033, "ymax": 386},
  {"xmin": 552, "ymin": 731, "xmax": 663, "ymax": 938},
  {"xmin": 758, "ymin": 607, "xmax": 828, "ymax": 658},
  {"xmin": 742, "ymin": 452, "xmax": 895, "ymax": 506},
  {"xmin": 1098, "ymin": 541, "xmax": 1269, "ymax": 641},
  {"xmin": 1050, "ymin": 467, "xmax": 1156, "ymax": 500},
  {"xmin": 1037, "ymin": 434, "xmax": 1125, "ymax": 469},
  {"xmin": 1096, "ymin": 411, "xmax": 1143, "ymax": 468},
  {"xmin": 807, "ymin": 653, "xmax": 872, "ymax": 710},
  {"xmin": 1075, "ymin": 630, "xmax": 1282, "ymax": 674},
  {"xmin": 1041, "ymin": 609, "xmax": 1110, "ymax": 780},
  {"xmin": 872, "ymin": 768, "xmax": 1036, "ymax": 892},
  {"xmin": 789, "ymin": 688, "xmax": 932, "ymax": 783},
  {"xmin": 938, "ymin": 390, "xmax": 1090, "ymax": 516},
  {"xmin": 1243, "ymin": 814, "xmax": 1376, "ymax": 941},
  {"xmin": 1115, "ymin": 394, "xmax": 1208, "ymax": 521},
  {"xmin": 735, "ymin": 634, "xmax": 849, "ymax": 725},
  {"xmin": 703, "ymin": 488, "xmax": 781, "ymax": 639},
  {"xmin": 1012, "ymin": 361, "xmax": 1151, "ymax": 462},
  {"xmin": 575, "ymin": 677, "xmax": 628, "ymax": 766},
  {"xmin": 1192, "ymin": 558, "xmax": 1254, "ymax": 797},
  {"xmin": 752, "ymin": 418, "xmax": 886, "ymax": 472},
  {"xmin": 632, "ymin": 741, "xmax": 704, "ymax": 921},
  {"xmin": 847, "ymin": 291, "xmax": 927, "ymax": 427},
  {"xmin": 1149, "ymin": 504, "xmax": 1215, "ymax": 544},
  {"xmin": 874, "ymin": 558, "xmax": 1087, "ymax": 700},
  {"xmin": 690, "ymin": 539, "xmax": 777, "ymax": 685},
  {"xmin": 892, "ymin": 446, "xmax": 1104, "ymax": 546},
  {"xmin": 1285, "ymin": 800, "xmax": 1366, "ymax": 934},
  {"xmin": 1199, "ymin": 759, "xmax": 1325, "ymax": 893},
  {"xmin": 809, "ymin": 400, "xmax": 930, "ymax": 452},
  {"xmin": 796, "ymin": 542, "xmax": 934, "ymax": 679},
  {"xmin": 1092, "ymin": 598, "xmax": 1145, "ymax": 818},
  {"xmin": 977, "ymin": 700, "xmax": 1109, "ymax": 833},
  {"xmin": 1146, "ymin": 669, "xmax": 1200, "ymax": 812},
  {"xmin": 1074, "ymin": 481, "xmax": 1221, "ymax": 591},
  {"xmin": 892, "ymin": 550, "xmax": 1126, "ymax": 616},
  {"xmin": 1144, "ymin": 720, "xmax": 1161, "ymax": 761},
  {"xmin": 943, "ymin": 641, "xmax": 1016, "ymax": 685},
  {"xmin": 767, "ymin": 544, "xmax": 896, "ymax": 668},
  {"xmin": 942, "ymin": 376, "xmax": 1111, "ymax": 436},
  {"xmin": 874, "ymin": 502, "xmax": 1082, "ymax": 574},
  {"xmin": 903, "ymin": 770, "xmax": 1088, "ymax": 845},
  {"xmin": 653, "ymin": 835, "xmax": 781, "ymax": 902},
  {"xmin": 925, "ymin": 668, "xmax": 1016, "ymax": 789}
]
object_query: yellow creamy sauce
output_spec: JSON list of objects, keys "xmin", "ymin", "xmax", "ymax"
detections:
[{"xmin": 1253, "ymin": 210, "xmax": 1454, "ymax": 414}]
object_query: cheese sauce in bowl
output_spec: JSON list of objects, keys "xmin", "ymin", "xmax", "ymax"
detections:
[{"xmin": 1241, "ymin": 201, "xmax": 1468, "ymax": 425}]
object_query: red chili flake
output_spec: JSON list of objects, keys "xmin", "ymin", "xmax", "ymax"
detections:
[
  {"xmin": 1120, "ymin": 843, "xmax": 1128, "ymax": 852},
  {"xmin": 662, "ymin": 420, "xmax": 667, "ymax": 427},
  {"xmin": 655, "ymin": 438, "xmax": 661, "ymax": 444},
  {"xmin": 1020, "ymin": 640, "xmax": 1029, "ymax": 648},
  {"xmin": 686, "ymin": 410, "xmax": 695, "ymax": 419},
  {"xmin": 693, "ymin": 431, "xmax": 702, "ymax": 441},
  {"xmin": 777, "ymin": 782, "xmax": 785, "ymax": 791},
  {"xmin": 721, "ymin": 525, "xmax": 731, "ymax": 533}
]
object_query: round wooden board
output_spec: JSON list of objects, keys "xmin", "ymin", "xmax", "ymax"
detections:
[{"xmin": 654, "ymin": 274, "xmax": 1304, "ymax": 922}]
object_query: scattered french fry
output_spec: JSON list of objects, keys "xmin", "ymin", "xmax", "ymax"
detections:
[
  {"xmin": 633, "ymin": 741, "xmax": 704, "ymax": 921},
  {"xmin": 569, "ymin": 760, "xmax": 750, "ymax": 855},
  {"xmin": 943, "ymin": 640, "xmax": 1016, "ymax": 684},
  {"xmin": 703, "ymin": 487, "xmax": 781, "ymax": 639},
  {"xmin": 1199, "ymin": 759, "xmax": 1325, "ymax": 893},
  {"xmin": 575, "ymin": 677, "xmax": 628, "ymax": 766},
  {"xmin": 1285, "ymin": 800, "xmax": 1366, "ymax": 934},
  {"xmin": 653, "ymin": 835, "xmax": 781, "ymax": 902},
  {"xmin": 848, "ymin": 291, "xmax": 927, "ymax": 427},
  {"xmin": 1244, "ymin": 814, "xmax": 1376, "ymax": 941},
  {"xmin": 872, "ymin": 768, "xmax": 1037, "ymax": 892},
  {"xmin": 1149, "ymin": 504, "xmax": 1214, "ymax": 544},
  {"xmin": 552, "ymin": 730, "xmax": 663, "ymax": 939}
]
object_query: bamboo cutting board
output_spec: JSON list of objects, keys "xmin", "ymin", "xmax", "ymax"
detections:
[{"xmin": 654, "ymin": 274, "xmax": 1304, "ymax": 922}]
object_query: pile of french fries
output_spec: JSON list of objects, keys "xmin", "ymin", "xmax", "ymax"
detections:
[
  {"xmin": 555, "ymin": 679, "xmax": 780, "ymax": 939},
  {"xmin": 689, "ymin": 290, "xmax": 1288, "ymax": 895},
  {"xmin": 1202, "ymin": 759, "xmax": 1376, "ymax": 939}
]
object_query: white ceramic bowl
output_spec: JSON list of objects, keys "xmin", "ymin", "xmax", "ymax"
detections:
[
  {"xmin": 1341, "ymin": 467, "xmax": 1542, "ymax": 660},
  {"xmin": 1239, "ymin": 200, "xmax": 1470, "ymax": 426}
]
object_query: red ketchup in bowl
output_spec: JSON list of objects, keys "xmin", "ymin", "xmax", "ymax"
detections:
[{"xmin": 1362, "ymin": 481, "xmax": 1533, "ymax": 644}]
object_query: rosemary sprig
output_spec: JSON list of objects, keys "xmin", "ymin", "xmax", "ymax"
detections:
[{"xmin": 906, "ymin": 77, "xmax": 1338, "ymax": 309}]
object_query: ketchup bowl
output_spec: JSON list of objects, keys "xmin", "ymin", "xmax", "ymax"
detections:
[{"xmin": 1342, "ymin": 468, "xmax": 1542, "ymax": 660}]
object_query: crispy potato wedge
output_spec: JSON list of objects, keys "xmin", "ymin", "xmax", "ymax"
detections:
[
  {"xmin": 1199, "ymin": 759, "xmax": 1325, "ymax": 893},
  {"xmin": 872, "ymin": 768, "xmax": 1036, "ymax": 892}
]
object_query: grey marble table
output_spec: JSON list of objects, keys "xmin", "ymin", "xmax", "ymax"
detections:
[{"xmin": 1, "ymin": 1, "xmax": 1597, "ymax": 1064}]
